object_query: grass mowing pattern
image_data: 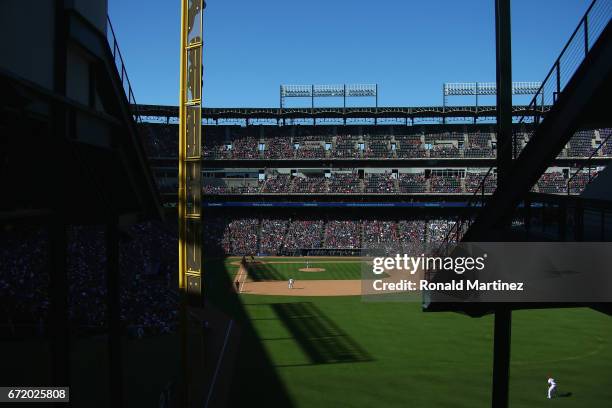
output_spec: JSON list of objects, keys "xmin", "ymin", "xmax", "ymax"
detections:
[
  {"xmin": 246, "ymin": 261, "xmax": 365, "ymax": 281},
  {"xmin": 219, "ymin": 257, "xmax": 612, "ymax": 407},
  {"xmin": 240, "ymin": 295, "xmax": 612, "ymax": 408}
]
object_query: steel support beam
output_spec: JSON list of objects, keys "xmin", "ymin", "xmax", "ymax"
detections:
[
  {"xmin": 492, "ymin": 308, "xmax": 512, "ymax": 408},
  {"xmin": 51, "ymin": 1, "xmax": 70, "ymax": 396},
  {"xmin": 495, "ymin": 0, "xmax": 513, "ymax": 194},
  {"xmin": 49, "ymin": 215, "xmax": 70, "ymax": 393},
  {"xmin": 491, "ymin": 1, "xmax": 512, "ymax": 406}
]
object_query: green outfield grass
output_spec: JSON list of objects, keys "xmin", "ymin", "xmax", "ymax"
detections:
[
  {"xmin": 245, "ymin": 260, "xmax": 366, "ymax": 281},
  {"xmin": 216, "ymin": 257, "xmax": 612, "ymax": 408},
  {"xmin": 8, "ymin": 258, "xmax": 605, "ymax": 407}
]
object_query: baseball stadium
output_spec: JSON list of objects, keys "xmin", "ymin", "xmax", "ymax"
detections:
[{"xmin": 1, "ymin": 0, "xmax": 612, "ymax": 407}]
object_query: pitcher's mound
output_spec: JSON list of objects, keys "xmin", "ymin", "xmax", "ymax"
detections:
[{"xmin": 299, "ymin": 267, "xmax": 325, "ymax": 272}]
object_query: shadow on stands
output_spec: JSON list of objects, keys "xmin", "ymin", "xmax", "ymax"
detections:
[{"xmin": 271, "ymin": 302, "xmax": 372, "ymax": 366}]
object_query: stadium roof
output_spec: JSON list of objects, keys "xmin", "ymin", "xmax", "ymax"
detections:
[{"xmin": 135, "ymin": 104, "xmax": 546, "ymax": 121}]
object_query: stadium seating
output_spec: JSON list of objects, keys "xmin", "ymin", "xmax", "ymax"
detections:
[
  {"xmin": 427, "ymin": 219, "xmax": 455, "ymax": 242},
  {"xmin": 365, "ymin": 172, "xmax": 396, "ymax": 193},
  {"xmin": 536, "ymin": 171, "xmax": 566, "ymax": 194},
  {"xmin": 140, "ymin": 124, "xmax": 611, "ymax": 162},
  {"xmin": 259, "ymin": 219, "xmax": 289, "ymax": 255},
  {"xmin": 465, "ymin": 172, "xmax": 497, "ymax": 194},
  {"xmin": 262, "ymin": 174, "xmax": 292, "ymax": 193},
  {"xmin": 282, "ymin": 220, "xmax": 324, "ymax": 250},
  {"xmin": 333, "ymin": 134, "xmax": 361, "ymax": 158},
  {"xmin": 362, "ymin": 220, "xmax": 400, "ymax": 252},
  {"xmin": 328, "ymin": 172, "xmax": 361, "ymax": 193},
  {"xmin": 398, "ymin": 220, "xmax": 427, "ymax": 244},
  {"xmin": 324, "ymin": 221, "xmax": 361, "ymax": 249},
  {"xmin": 567, "ymin": 130, "xmax": 596, "ymax": 157},
  {"xmin": 291, "ymin": 176, "xmax": 327, "ymax": 193},
  {"xmin": 429, "ymin": 175, "xmax": 462, "ymax": 193},
  {"xmin": 399, "ymin": 173, "xmax": 426, "ymax": 193},
  {"xmin": 141, "ymin": 124, "xmax": 179, "ymax": 158},
  {"xmin": 1, "ymin": 222, "xmax": 179, "ymax": 336},
  {"xmin": 395, "ymin": 134, "xmax": 426, "ymax": 158}
]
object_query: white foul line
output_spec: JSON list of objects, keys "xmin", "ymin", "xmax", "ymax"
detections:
[{"xmin": 205, "ymin": 319, "xmax": 234, "ymax": 408}]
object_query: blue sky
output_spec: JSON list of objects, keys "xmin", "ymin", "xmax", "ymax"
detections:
[{"xmin": 108, "ymin": 0, "xmax": 591, "ymax": 107}]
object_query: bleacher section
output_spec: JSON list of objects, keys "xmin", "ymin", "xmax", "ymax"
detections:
[
  {"xmin": 198, "ymin": 167, "xmax": 604, "ymax": 196},
  {"xmin": 201, "ymin": 217, "xmax": 462, "ymax": 256},
  {"xmin": 141, "ymin": 123, "xmax": 611, "ymax": 162}
]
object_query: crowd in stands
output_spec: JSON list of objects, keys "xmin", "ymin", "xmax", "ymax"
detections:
[
  {"xmin": 200, "ymin": 217, "xmax": 460, "ymax": 256},
  {"xmin": 0, "ymin": 227, "xmax": 50, "ymax": 334},
  {"xmin": 261, "ymin": 174, "xmax": 292, "ymax": 193},
  {"xmin": 283, "ymin": 220, "xmax": 324, "ymax": 251},
  {"xmin": 362, "ymin": 221, "xmax": 401, "ymax": 252},
  {"xmin": 295, "ymin": 143, "xmax": 326, "ymax": 159},
  {"xmin": 228, "ymin": 218, "xmax": 259, "ymax": 255},
  {"xmin": 200, "ymin": 169, "xmax": 594, "ymax": 195},
  {"xmin": 399, "ymin": 173, "xmax": 426, "ymax": 193},
  {"xmin": 465, "ymin": 132, "xmax": 494, "ymax": 158},
  {"xmin": 536, "ymin": 172, "xmax": 566, "ymax": 194},
  {"xmin": 395, "ymin": 135, "xmax": 425, "ymax": 158},
  {"xmin": 430, "ymin": 144, "xmax": 460, "ymax": 158},
  {"xmin": 202, "ymin": 179, "xmax": 262, "ymax": 195},
  {"xmin": 567, "ymin": 172, "xmax": 593, "ymax": 194},
  {"xmin": 266, "ymin": 137, "xmax": 294, "ymax": 159},
  {"xmin": 203, "ymin": 178, "xmax": 228, "ymax": 195},
  {"xmin": 141, "ymin": 123, "xmax": 610, "ymax": 160},
  {"xmin": 324, "ymin": 221, "xmax": 361, "ymax": 249},
  {"xmin": 231, "ymin": 136, "xmax": 259, "ymax": 159},
  {"xmin": 428, "ymin": 219, "xmax": 456, "ymax": 243},
  {"xmin": 365, "ymin": 173, "xmax": 396, "ymax": 193},
  {"xmin": 328, "ymin": 172, "xmax": 361, "ymax": 193},
  {"xmin": 259, "ymin": 219, "xmax": 288, "ymax": 254},
  {"xmin": 119, "ymin": 222, "xmax": 177, "ymax": 336},
  {"xmin": 203, "ymin": 218, "xmax": 231, "ymax": 254},
  {"xmin": 364, "ymin": 141, "xmax": 392, "ymax": 158},
  {"xmin": 429, "ymin": 175, "xmax": 462, "ymax": 193},
  {"xmin": 1, "ymin": 221, "xmax": 178, "ymax": 338},
  {"xmin": 332, "ymin": 134, "xmax": 360, "ymax": 158},
  {"xmin": 465, "ymin": 172, "xmax": 497, "ymax": 194},
  {"xmin": 601, "ymin": 129, "xmax": 612, "ymax": 155},
  {"xmin": 399, "ymin": 220, "xmax": 427, "ymax": 243},
  {"xmin": 292, "ymin": 176, "xmax": 327, "ymax": 193}
]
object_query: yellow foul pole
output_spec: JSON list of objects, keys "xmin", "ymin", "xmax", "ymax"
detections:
[{"xmin": 179, "ymin": 0, "xmax": 205, "ymax": 406}]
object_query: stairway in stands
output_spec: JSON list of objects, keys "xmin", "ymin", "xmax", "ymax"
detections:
[{"xmin": 462, "ymin": 1, "xmax": 612, "ymax": 242}]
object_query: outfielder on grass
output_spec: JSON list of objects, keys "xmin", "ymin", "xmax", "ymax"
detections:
[{"xmin": 547, "ymin": 376, "xmax": 557, "ymax": 399}]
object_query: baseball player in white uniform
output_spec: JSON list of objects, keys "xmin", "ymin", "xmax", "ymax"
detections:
[
  {"xmin": 547, "ymin": 376, "xmax": 557, "ymax": 399},
  {"xmin": 288, "ymin": 278, "xmax": 294, "ymax": 289}
]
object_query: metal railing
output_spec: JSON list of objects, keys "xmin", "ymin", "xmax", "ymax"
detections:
[
  {"xmin": 567, "ymin": 129, "xmax": 612, "ymax": 194},
  {"xmin": 440, "ymin": 0, "xmax": 611, "ymax": 247},
  {"xmin": 440, "ymin": 166, "xmax": 495, "ymax": 246},
  {"xmin": 106, "ymin": 16, "xmax": 142, "ymax": 123},
  {"xmin": 515, "ymin": 0, "xmax": 611, "ymax": 154}
]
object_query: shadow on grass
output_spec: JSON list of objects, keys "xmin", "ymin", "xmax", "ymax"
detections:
[
  {"xmin": 245, "ymin": 261, "xmax": 284, "ymax": 281},
  {"xmin": 270, "ymin": 302, "xmax": 373, "ymax": 366},
  {"xmin": 204, "ymin": 258, "xmax": 294, "ymax": 407}
]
